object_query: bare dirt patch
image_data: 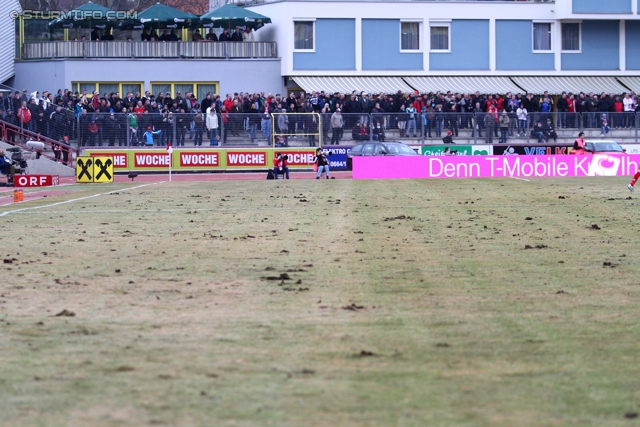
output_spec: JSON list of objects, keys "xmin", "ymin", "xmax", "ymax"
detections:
[{"xmin": 1, "ymin": 177, "xmax": 640, "ymax": 426}]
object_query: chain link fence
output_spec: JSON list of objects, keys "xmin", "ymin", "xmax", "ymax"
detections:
[{"xmin": 6, "ymin": 111, "xmax": 636, "ymax": 149}]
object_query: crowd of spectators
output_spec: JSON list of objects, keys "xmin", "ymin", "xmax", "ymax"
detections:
[
  {"xmin": 1, "ymin": 87, "xmax": 639, "ymax": 150},
  {"xmin": 82, "ymin": 27, "xmax": 255, "ymax": 42}
]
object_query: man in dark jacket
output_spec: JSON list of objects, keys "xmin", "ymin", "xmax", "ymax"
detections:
[
  {"xmin": 231, "ymin": 27, "xmax": 243, "ymax": 41},
  {"xmin": 597, "ymin": 93, "xmax": 610, "ymax": 128},
  {"xmin": 344, "ymin": 94, "xmax": 360, "ymax": 129},
  {"xmin": 201, "ymin": 93, "xmax": 213, "ymax": 113},
  {"xmin": 104, "ymin": 112, "xmax": 118, "ymax": 146},
  {"xmin": 206, "ymin": 29, "xmax": 218, "ymax": 41},
  {"xmin": 78, "ymin": 109, "xmax": 89, "ymax": 146},
  {"xmin": 35, "ymin": 110, "xmax": 46, "ymax": 136},
  {"xmin": 167, "ymin": 30, "xmax": 179, "ymax": 41},
  {"xmin": 556, "ymin": 92, "xmax": 568, "ymax": 128},
  {"xmin": 576, "ymin": 92, "xmax": 588, "ymax": 129},
  {"xmin": 50, "ymin": 106, "xmax": 66, "ymax": 141},
  {"xmin": 219, "ymin": 29, "xmax": 231, "ymax": 41},
  {"xmin": 543, "ymin": 118, "xmax": 557, "ymax": 142},
  {"xmin": 2, "ymin": 109, "xmax": 17, "ymax": 143},
  {"xmin": 359, "ymin": 93, "xmax": 371, "ymax": 125},
  {"xmin": 117, "ymin": 108, "xmax": 128, "ymax": 146},
  {"xmin": 589, "ymin": 94, "xmax": 599, "ymax": 128}
]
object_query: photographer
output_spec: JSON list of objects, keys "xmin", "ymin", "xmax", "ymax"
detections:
[
  {"xmin": 315, "ymin": 148, "xmax": 330, "ymax": 179},
  {"xmin": 274, "ymin": 152, "xmax": 290, "ymax": 179},
  {"xmin": 0, "ymin": 149, "xmax": 16, "ymax": 184},
  {"xmin": 442, "ymin": 130, "xmax": 454, "ymax": 144},
  {"xmin": 372, "ymin": 122, "xmax": 385, "ymax": 141}
]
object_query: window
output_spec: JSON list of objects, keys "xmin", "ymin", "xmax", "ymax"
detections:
[
  {"xmin": 72, "ymin": 82, "xmax": 143, "ymax": 98},
  {"xmin": 562, "ymin": 23, "xmax": 580, "ymax": 52},
  {"xmin": 294, "ymin": 21, "xmax": 314, "ymax": 50},
  {"xmin": 99, "ymin": 84, "xmax": 119, "ymax": 98},
  {"xmin": 150, "ymin": 82, "xmax": 219, "ymax": 101},
  {"xmin": 533, "ymin": 22, "xmax": 552, "ymax": 52},
  {"xmin": 430, "ymin": 24, "xmax": 450, "ymax": 52},
  {"xmin": 79, "ymin": 83, "xmax": 96, "ymax": 95},
  {"xmin": 152, "ymin": 84, "xmax": 171, "ymax": 97},
  {"xmin": 174, "ymin": 84, "xmax": 195, "ymax": 97},
  {"xmin": 197, "ymin": 84, "xmax": 218, "ymax": 103},
  {"xmin": 71, "ymin": 82, "xmax": 218, "ymax": 102},
  {"xmin": 122, "ymin": 84, "xmax": 142, "ymax": 97},
  {"xmin": 401, "ymin": 22, "xmax": 420, "ymax": 51}
]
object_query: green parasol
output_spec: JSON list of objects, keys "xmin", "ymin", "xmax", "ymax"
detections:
[
  {"xmin": 48, "ymin": 1, "xmax": 122, "ymax": 30},
  {"xmin": 135, "ymin": 2, "xmax": 198, "ymax": 30},
  {"xmin": 199, "ymin": 4, "xmax": 271, "ymax": 31}
]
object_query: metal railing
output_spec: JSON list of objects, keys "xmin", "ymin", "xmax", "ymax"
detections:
[
  {"xmin": 3, "ymin": 111, "xmax": 637, "ymax": 153},
  {"xmin": 0, "ymin": 120, "xmax": 77, "ymax": 167},
  {"xmin": 21, "ymin": 41, "xmax": 278, "ymax": 60},
  {"xmin": 231, "ymin": 0, "xmax": 553, "ymax": 4}
]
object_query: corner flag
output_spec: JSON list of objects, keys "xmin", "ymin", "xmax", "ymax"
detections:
[{"xmin": 167, "ymin": 142, "xmax": 173, "ymax": 181}]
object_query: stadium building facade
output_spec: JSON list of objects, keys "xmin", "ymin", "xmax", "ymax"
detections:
[
  {"xmin": 243, "ymin": 0, "xmax": 640, "ymax": 94},
  {"xmin": 8, "ymin": 0, "xmax": 640, "ymax": 95}
]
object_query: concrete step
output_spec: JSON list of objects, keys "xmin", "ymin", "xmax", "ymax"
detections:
[
  {"xmin": 1, "ymin": 140, "xmax": 75, "ymax": 176},
  {"xmin": 26, "ymin": 158, "xmax": 75, "ymax": 176},
  {"xmin": 381, "ymin": 129, "xmax": 637, "ymax": 138}
]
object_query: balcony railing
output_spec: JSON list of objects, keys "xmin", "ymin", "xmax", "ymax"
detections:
[
  {"xmin": 21, "ymin": 41, "xmax": 278, "ymax": 60},
  {"xmin": 228, "ymin": 0, "xmax": 553, "ymax": 4}
]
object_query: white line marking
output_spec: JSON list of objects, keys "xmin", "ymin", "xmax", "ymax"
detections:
[
  {"xmin": 0, "ymin": 183, "xmax": 86, "ymax": 197},
  {"xmin": 0, "ymin": 182, "xmax": 163, "ymax": 217},
  {"xmin": 508, "ymin": 177, "xmax": 531, "ymax": 182}
]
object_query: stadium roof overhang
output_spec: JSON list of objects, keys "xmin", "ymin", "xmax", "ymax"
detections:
[{"xmin": 291, "ymin": 75, "xmax": 632, "ymax": 96}]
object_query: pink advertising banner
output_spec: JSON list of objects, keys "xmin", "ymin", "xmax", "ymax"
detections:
[{"xmin": 352, "ymin": 154, "xmax": 640, "ymax": 180}]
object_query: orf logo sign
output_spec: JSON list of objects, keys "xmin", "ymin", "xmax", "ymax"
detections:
[{"xmin": 15, "ymin": 175, "xmax": 59, "ymax": 187}]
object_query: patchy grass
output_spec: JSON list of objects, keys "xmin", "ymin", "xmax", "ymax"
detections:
[{"xmin": 1, "ymin": 177, "xmax": 640, "ymax": 427}]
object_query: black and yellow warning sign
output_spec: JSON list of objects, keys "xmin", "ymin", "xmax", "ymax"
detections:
[{"xmin": 76, "ymin": 156, "xmax": 114, "ymax": 183}]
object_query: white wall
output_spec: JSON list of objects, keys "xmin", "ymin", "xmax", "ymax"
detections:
[
  {"xmin": 1, "ymin": 0, "xmax": 21, "ymax": 84},
  {"xmin": 14, "ymin": 58, "xmax": 284, "ymax": 96}
]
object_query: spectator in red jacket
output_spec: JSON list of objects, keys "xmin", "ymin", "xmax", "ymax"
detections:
[
  {"xmin": 273, "ymin": 152, "xmax": 289, "ymax": 179},
  {"xmin": 17, "ymin": 101, "xmax": 31, "ymax": 127},
  {"xmin": 613, "ymin": 95, "xmax": 624, "ymax": 128}
]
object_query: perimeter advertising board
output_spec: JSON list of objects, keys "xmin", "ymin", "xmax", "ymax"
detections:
[
  {"xmin": 492, "ymin": 145, "xmax": 574, "ymax": 155},
  {"xmin": 421, "ymin": 145, "xmax": 492, "ymax": 156},
  {"xmin": 14, "ymin": 175, "xmax": 59, "ymax": 187},
  {"xmin": 620, "ymin": 145, "xmax": 640, "ymax": 154},
  {"xmin": 353, "ymin": 154, "xmax": 640, "ymax": 180},
  {"xmin": 83, "ymin": 148, "xmax": 320, "ymax": 172},
  {"xmin": 321, "ymin": 147, "xmax": 351, "ymax": 170}
]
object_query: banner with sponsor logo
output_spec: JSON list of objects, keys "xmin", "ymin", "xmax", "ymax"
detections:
[
  {"xmin": 321, "ymin": 146, "xmax": 351, "ymax": 170},
  {"xmin": 76, "ymin": 156, "xmax": 114, "ymax": 183},
  {"xmin": 421, "ymin": 145, "xmax": 492, "ymax": 156},
  {"xmin": 620, "ymin": 144, "xmax": 640, "ymax": 154},
  {"xmin": 492, "ymin": 145, "xmax": 573, "ymax": 156},
  {"xmin": 14, "ymin": 175, "xmax": 59, "ymax": 187},
  {"xmin": 353, "ymin": 154, "xmax": 640, "ymax": 180},
  {"xmin": 83, "ymin": 148, "xmax": 319, "ymax": 172}
]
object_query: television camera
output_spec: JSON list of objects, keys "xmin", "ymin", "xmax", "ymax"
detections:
[{"xmin": 5, "ymin": 147, "xmax": 28, "ymax": 173}]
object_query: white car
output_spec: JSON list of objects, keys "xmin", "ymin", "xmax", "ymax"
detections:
[{"xmin": 584, "ymin": 140, "xmax": 626, "ymax": 153}]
